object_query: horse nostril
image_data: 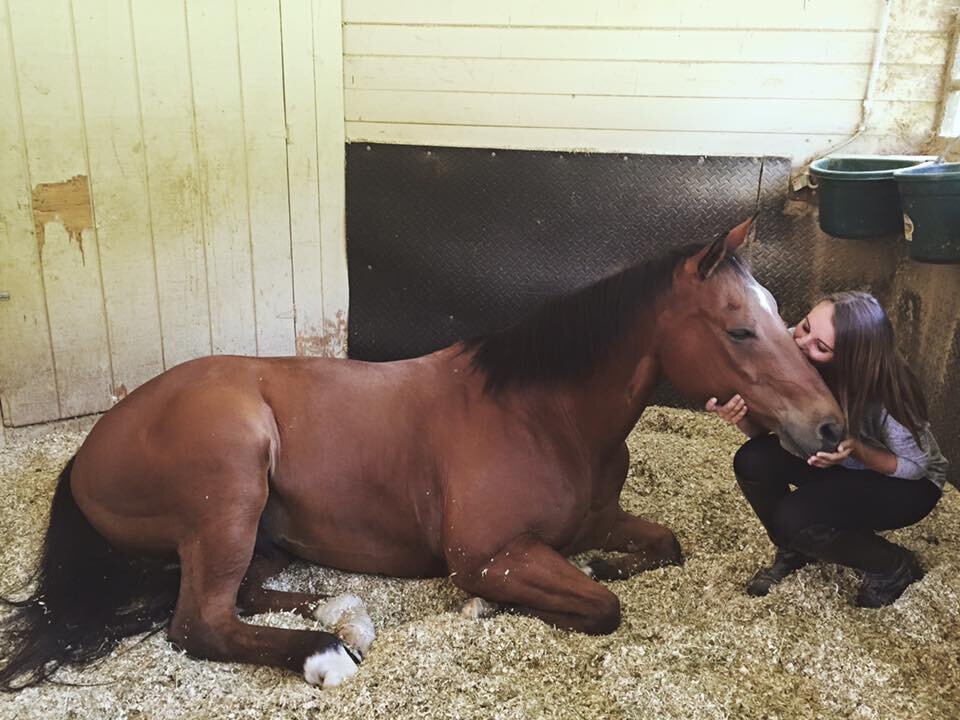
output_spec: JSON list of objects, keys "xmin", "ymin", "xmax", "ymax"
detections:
[{"xmin": 818, "ymin": 421, "xmax": 844, "ymax": 448}]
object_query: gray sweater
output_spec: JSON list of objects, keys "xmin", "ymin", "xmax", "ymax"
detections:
[{"xmin": 841, "ymin": 405, "xmax": 948, "ymax": 490}]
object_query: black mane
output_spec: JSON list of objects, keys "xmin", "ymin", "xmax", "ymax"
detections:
[{"xmin": 463, "ymin": 242, "xmax": 749, "ymax": 394}]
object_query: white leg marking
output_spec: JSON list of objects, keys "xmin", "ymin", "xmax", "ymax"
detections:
[
  {"xmin": 460, "ymin": 596, "xmax": 500, "ymax": 619},
  {"xmin": 314, "ymin": 593, "xmax": 364, "ymax": 625},
  {"xmin": 314, "ymin": 594, "xmax": 376, "ymax": 657},
  {"xmin": 303, "ymin": 644, "xmax": 358, "ymax": 687},
  {"xmin": 573, "ymin": 559, "xmax": 595, "ymax": 578}
]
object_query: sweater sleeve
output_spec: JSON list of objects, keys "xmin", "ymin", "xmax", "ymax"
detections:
[{"xmin": 879, "ymin": 412, "xmax": 929, "ymax": 480}]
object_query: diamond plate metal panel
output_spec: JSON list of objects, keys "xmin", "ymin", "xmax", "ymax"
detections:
[{"xmin": 347, "ymin": 144, "xmax": 762, "ymax": 361}]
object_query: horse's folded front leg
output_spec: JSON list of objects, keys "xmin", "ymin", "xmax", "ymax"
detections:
[
  {"xmin": 450, "ymin": 535, "xmax": 621, "ymax": 635},
  {"xmin": 588, "ymin": 509, "xmax": 683, "ymax": 581}
]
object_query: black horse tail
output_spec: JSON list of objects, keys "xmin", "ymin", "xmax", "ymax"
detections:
[{"xmin": 0, "ymin": 457, "xmax": 180, "ymax": 692}]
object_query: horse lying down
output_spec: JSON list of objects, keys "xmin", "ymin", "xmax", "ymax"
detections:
[{"xmin": 0, "ymin": 217, "xmax": 844, "ymax": 690}]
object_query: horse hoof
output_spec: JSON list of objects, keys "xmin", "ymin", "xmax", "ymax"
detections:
[
  {"xmin": 460, "ymin": 596, "xmax": 499, "ymax": 619},
  {"xmin": 659, "ymin": 536, "xmax": 684, "ymax": 567},
  {"xmin": 303, "ymin": 643, "xmax": 358, "ymax": 687},
  {"xmin": 665, "ymin": 550, "xmax": 684, "ymax": 567},
  {"xmin": 586, "ymin": 558, "xmax": 623, "ymax": 581}
]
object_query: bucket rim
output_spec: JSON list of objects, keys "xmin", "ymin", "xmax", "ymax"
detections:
[
  {"xmin": 809, "ymin": 155, "xmax": 936, "ymax": 181},
  {"xmin": 893, "ymin": 161, "xmax": 960, "ymax": 181}
]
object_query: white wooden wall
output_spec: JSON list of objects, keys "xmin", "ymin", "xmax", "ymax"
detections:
[
  {"xmin": 0, "ymin": 0, "xmax": 347, "ymax": 427},
  {"xmin": 343, "ymin": 0, "xmax": 951, "ymax": 163}
]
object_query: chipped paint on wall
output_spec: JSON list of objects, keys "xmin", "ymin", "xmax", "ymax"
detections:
[
  {"xmin": 110, "ymin": 383, "xmax": 128, "ymax": 405},
  {"xmin": 296, "ymin": 309, "xmax": 349, "ymax": 357},
  {"xmin": 31, "ymin": 174, "xmax": 93, "ymax": 261}
]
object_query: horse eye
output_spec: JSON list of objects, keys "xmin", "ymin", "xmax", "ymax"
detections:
[{"xmin": 727, "ymin": 328, "xmax": 756, "ymax": 341}]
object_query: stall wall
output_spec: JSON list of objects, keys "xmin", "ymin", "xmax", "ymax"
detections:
[
  {"xmin": 343, "ymin": 0, "xmax": 952, "ymax": 164},
  {"xmin": 2, "ymin": 0, "xmax": 955, "ymax": 429},
  {"xmin": 0, "ymin": 0, "xmax": 347, "ymax": 427}
]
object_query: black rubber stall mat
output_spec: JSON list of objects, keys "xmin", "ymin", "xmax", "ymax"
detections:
[{"xmin": 346, "ymin": 143, "xmax": 770, "ymax": 362}]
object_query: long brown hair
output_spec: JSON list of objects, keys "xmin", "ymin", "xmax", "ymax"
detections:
[{"xmin": 824, "ymin": 291, "xmax": 928, "ymax": 442}]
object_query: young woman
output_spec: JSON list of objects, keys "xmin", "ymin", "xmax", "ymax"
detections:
[{"xmin": 707, "ymin": 291, "xmax": 948, "ymax": 607}]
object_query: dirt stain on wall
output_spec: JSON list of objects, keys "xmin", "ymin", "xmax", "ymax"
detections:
[
  {"xmin": 296, "ymin": 310, "xmax": 349, "ymax": 357},
  {"xmin": 32, "ymin": 174, "xmax": 93, "ymax": 262}
]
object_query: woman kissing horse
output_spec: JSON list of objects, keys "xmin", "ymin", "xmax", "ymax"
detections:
[{"xmin": 0, "ymin": 217, "xmax": 845, "ymax": 690}]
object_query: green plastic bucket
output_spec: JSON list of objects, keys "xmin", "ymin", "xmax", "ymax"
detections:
[
  {"xmin": 893, "ymin": 162, "xmax": 960, "ymax": 263},
  {"xmin": 808, "ymin": 156, "xmax": 935, "ymax": 239}
]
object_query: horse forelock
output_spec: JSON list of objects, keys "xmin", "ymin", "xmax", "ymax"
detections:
[{"xmin": 464, "ymin": 243, "xmax": 748, "ymax": 394}]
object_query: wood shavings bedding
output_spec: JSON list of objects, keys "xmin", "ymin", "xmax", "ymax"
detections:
[{"xmin": 1, "ymin": 407, "xmax": 957, "ymax": 719}]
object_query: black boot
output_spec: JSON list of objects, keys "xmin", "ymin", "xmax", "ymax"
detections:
[
  {"xmin": 788, "ymin": 525, "xmax": 923, "ymax": 608},
  {"xmin": 746, "ymin": 548, "xmax": 811, "ymax": 596},
  {"xmin": 856, "ymin": 549, "xmax": 924, "ymax": 608}
]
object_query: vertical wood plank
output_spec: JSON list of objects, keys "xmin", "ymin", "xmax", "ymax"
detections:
[
  {"xmin": 237, "ymin": 0, "xmax": 296, "ymax": 356},
  {"xmin": 72, "ymin": 0, "xmax": 164, "ymax": 395},
  {"xmin": 185, "ymin": 0, "xmax": 256, "ymax": 356},
  {"xmin": 313, "ymin": 0, "xmax": 348, "ymax": 357},
  {"xmin": 280, "ymin": 0, "xmax": 326, "ymax": 354},
  {"xmin": 130, "ymin": 0, "xmax": 211, "ymax": 367},
  {"xmin": 0, "ymin": 0, "xmax": 59, "ymax": 425},
  {"xmin": 8, "ymin": 0, "xmax": 113, "ymax": 418}
]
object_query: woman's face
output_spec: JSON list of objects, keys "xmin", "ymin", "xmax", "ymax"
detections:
[{"xmin": 794, "ymin": 301, "xmax": 835, "ymax": 366}]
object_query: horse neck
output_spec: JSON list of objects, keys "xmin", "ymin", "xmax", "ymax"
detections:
[{"xmin": 561, "ymin": 320, "xmax": 661, "ymax": 457}]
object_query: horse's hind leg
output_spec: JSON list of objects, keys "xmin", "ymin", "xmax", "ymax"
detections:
[
  {"xmin": 169, "ymin": 504, "xmax": 355, "ymax": 686},
  {"xmin": 237, "ymin": 535, "xmax": 326, "ymax": 619}
]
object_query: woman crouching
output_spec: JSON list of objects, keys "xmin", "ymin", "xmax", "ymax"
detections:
[{"xmin": 708, "ymin": 291, "xmax": 948, "ymax": 607}]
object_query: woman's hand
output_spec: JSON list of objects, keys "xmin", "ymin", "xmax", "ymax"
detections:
[
  {"xmin": 807, "ymin": 439, "xmax": 856, "ymax": 468},
  {"xmin": 705, "ymin": 394, "xmax": 748, "ymax": 426}
]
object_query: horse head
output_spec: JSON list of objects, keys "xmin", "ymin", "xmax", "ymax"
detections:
[{"xmin": 655, "ymin": 217, "xmax": 845, "ymax": 458}]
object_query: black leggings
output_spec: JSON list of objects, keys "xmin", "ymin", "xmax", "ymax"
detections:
[{"xmin": 734, "ymin": 433, "xmax": 941, "ymax": 550}]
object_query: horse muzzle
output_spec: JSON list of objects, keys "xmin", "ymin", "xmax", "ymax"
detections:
[{"xmin": 777, "ymin": 417, "xmax": 845, "ymax": 459}]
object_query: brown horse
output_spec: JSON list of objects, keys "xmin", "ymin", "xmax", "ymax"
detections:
[{"xmin": 0, "ymin": 218, "xmax": 844, "ymax": 690}]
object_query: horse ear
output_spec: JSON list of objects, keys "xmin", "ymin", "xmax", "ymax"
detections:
[
  {"xmin": 684, "ymin": 214, "xmax": 757, "ymax": 281},
  {"xmin": 724, "ymin": 214, "xmax": 757, "ymax": 251}
]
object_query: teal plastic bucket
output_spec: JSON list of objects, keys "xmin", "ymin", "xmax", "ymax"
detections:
[
  {"xmin": 808, "ymin": 156, "xmax": 935, "ymax": 239},
  {"xmin": 894, "ymin": 162, "xmax": 960, "ymax": 263}
]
